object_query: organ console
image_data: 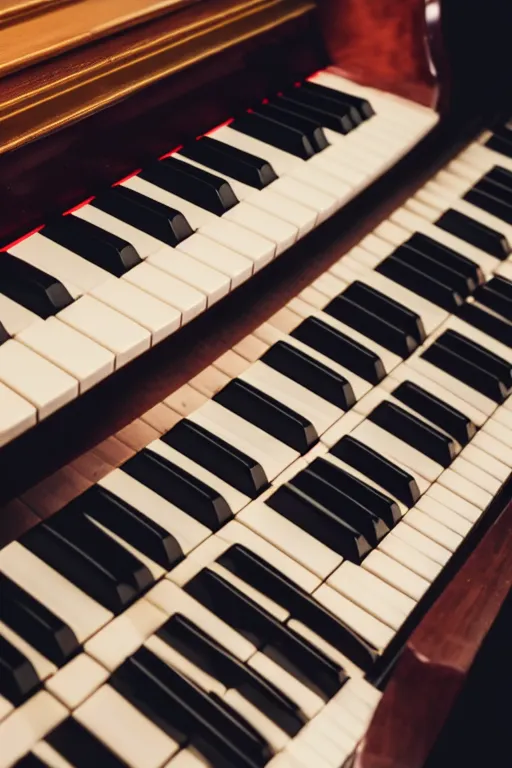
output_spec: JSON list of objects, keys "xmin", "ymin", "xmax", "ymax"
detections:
[{"xmin": 0, "ymin": 1, "xmax": 511, "ymax": 766}]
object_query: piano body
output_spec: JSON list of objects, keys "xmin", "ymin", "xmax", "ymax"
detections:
[{"xmin": 0, "ymin": 0, "xmax": 511, "ymax": 766}]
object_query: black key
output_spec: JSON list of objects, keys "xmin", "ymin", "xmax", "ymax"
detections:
[
  {"xmin": 301, "ymin": 80, "xmax": 375, "ymax": 120},
  {"xmin": 121, "ymin": 448, "xmax": 232, "ymax": 530},
  {"xmin": 0, "ymin": 635, "xmax": 39, "ymax": 705},
  {"xmin": 112, "ymin": 646, "xmax": 271, "ymax": 768},
  {"xmin": 392, "ymin": 380, "xmax": 476, "ymax": 445},
  {"xmin": 465, "ymin": 184, "xmax": 512, "ymax": 225},
  {"xmin": 275, "ymin": 93, "xmax": 354, "ymax": 134},
  {"xmin": 307, "ymin": 456, "xmax": 400, "ymax": 528},
  {"xmin": 325, "ymin": 293, "xmax": 418, "ymax": 357},
  {"xmin": 22, "ymin": 509, "xmax": 153, "ymax": 613},
  {"xmin": 341, "ymin": 280, "xmax": 426, "ymax": 342},
  {"xmin": 186, "ymin": 570, "xmax": 345, "ymax": 698},
  {"xmin": 230, "ymin": 112, "xmax": 316, "ymax": 160},
  {"xmin": 486, "ymin": 131, "xmax": 512, "ymax": 159},
  {"xmin": 490, "ymin": 274, "xmax": 512, "ymax": 301},
  {"xmin": 291, "ymin": 316, "xmax": 386, "ymax": 384},
  {"xmin": 157, "ymin": 614, "xmax": 306, "ymax": 735},
  {"xmin": 486, "ymin": 166, "xmax": 512, "ymax": 196},
  {"xmin": 214, "ymin": 378, "xmax": 317, "ymax": 454},
  {"xmin": 42, "ymin": 216, "xmax": 141, "ymax": 277},
  {"xmin": 290, "ymin": 466, "xmax": 388, "ymax": 546},
  {"xmin": 261, "ymin": 340, "xmax": 356, "ymax": 410},
  {"xmin": 0, "ymin": 252, "xmax": 73, "ymax": 318},
  {"xmin": 439, "ymin": 329, "xmax": 512, "ymax": 389},
  {"xmin": 161, "ymin": 419, "xmax": 268, "ymax": 498},
  {"xmin": 267, "ymin": 482, "xmax": 371, "ymax": 562},
  {"xmin": 140, "ymin": 156, "xmax": 238, "ymax": 216},
  {"xmin": 368, "ymin": 400, "xmax": 457, "ymax": 467},
  {"xmin": 251, "ymin": 103, "xmax": 328, "ymax": 152},
  {"xmin": 422, "ymin": 341, "xmax": 508, "ymax": 403},
  {"xmin": 281, "ymin": 85, "xmax": 360, "ymax": 128},
  {"xmin": 71, "ymin": 485, "xmax": 184, "ymax": 569},
  {"xmin": 47, "ymin": 718, "xmax": 129, "ymax": 768},
  {"xmin": 92, "ymin": 185, "xmax": 193, "ymax": 246},
  {"xmin": 377, "ymin": 253, "xmax": 464, "ymax": 312},
  {"xmin": 435, "ymin": 209, "xmax": 510, "ymax": 260},
  {"xmin": 12, "ymin": 756, "xmax": 47, "ymax": 768},
  {"xmin": 474, "ymin": 283, "xmax": 512, "ymax": 321},
  {"xmin": 180, "ymin": 137, "xmax": 277, "ymax": 189},
  {"xmin": 217, "ymin": 544, "xmax": 378, "ymax": 671},
  {"xmin": 0, "ymin": 575, "xmax": 79, "ymax": 666},
  {"xmin": 330, "ymin": 435, "xmax": 420, "ymax": 507},
  {"xmin": 393, "ymin": 243, "xmax": 473, "ymax": 299},
  {"xmin": 405, "ymin": 232, "xmax": 483, "ymax": 289},
  {"xmin": 458, "ymin": 301, "xmax": 512, "ymax": 348}
]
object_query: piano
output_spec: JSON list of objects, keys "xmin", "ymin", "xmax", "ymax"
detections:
[{"xmin": 0, "ymin": 0, "xmax": 511, "ymax": 766}]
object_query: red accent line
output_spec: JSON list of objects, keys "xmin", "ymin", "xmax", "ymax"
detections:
[
  {"xmin": 159, "ymin": 145, "xmax": 183, "ymax": 159},
  {"xmin": 206, "ymin": 117, "xmax": 234, "ymax": 134},
  {"xmin": 113, "ymin": 170, "xmax": 142, "ymax": 186},
  {"xmin": 0, "ymin": 225, "xmax": 45, "ymax": 251},
  {"xmin": 62, "ymin": 196, "xmax": 95, "ymax": 215}
]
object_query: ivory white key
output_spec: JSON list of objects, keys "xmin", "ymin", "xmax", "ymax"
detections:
[
  {"xmin": 0, "ymin": 340, "xmax": 78, "ymax": 420},
  {"xmin": 319, "ymin": 410, "xmax": 366, "ymax": 449},
  {"xmin": 0, "ymin": 696, "xmax": 13, "ymax": 723},
  {"xmin": 460, "ymin": 443, "xmax": 510, "ymax": 483},
  {"xmin": 0, "ymin": 620, "xmax": 56, "ymax": 682},
  {"xmin": 91, "ymin": 278, "xmax": 181, "ymax": 344},
  {"xmin": 45, "ymin": 654, "xmax": 109, "ymax": 710},
  {"xmin": 403, "ymin": 508, "xmax": 463, "ymax": 552},
  {"xmin": 75, "ymin": 684, "xmax": 179, "ymax": 768},
  {"xmin": 425, "ymin": 483, "xmax": 482, "ymax": 525},
  {"xmin": 415, "ymin": 495, "xmax": 472, "ymax": 537},
  {"xmin": 247, "ymin": 652, "xmax": 324, "ymax": 720},
  {"xmin": 459, "ymin": 142, "xmax": 512, "ymax": 175},
  {"xmin": 362, "ymin": 550, "xmax": 429, "ymax": 601},
  {"xmin": 450, "ymin": 456, "xmax": 503, "ymax": 496},
  {"xmin": 312, "ymin": 271, "xmax": 348, "ymax": 299},
  {"xmin": 295, "ymin": 721, "xmax": 353, "ymax": 767},
  {"xmin": 0, "ymin": 382, "xmax": 37, "ymax": 447},
  {"xmin": 17, "ymin": 317, "xmax": 114, "ymax": 393},
  {"xmin": 224, "ymin": 689, "xmax": 290, "ymax": 752},
  {"xmin": 359, "ymin": 233, "xmax": 396, "ymax": 261},
  {"xmin": 391, "ymin": 521, "xmax": 451, "ymax": 566},
  {"xmin": 287, "ymin": 620, "xmax": 365, "ymax": 681},
  {"xmin": 0, "ymin": 691, "xmax": 67, "ymax": 768},
  {"xmin": 438, "ymin": 469, "xmax": 493, "ymax": 511},
  {"xmin": 188, "ymin": 400, "xmax": 299, "ymax": 481},
  {"xmin": 378, "ymin": 533, "xmax": 443, "ymax": 582},
  {"xmin": 492, "ymin": 407, "xmax": 512, "ymax": 432},
  {"xmin": 270, "ymin": 176, "xmax": 338, "ymax": 223},
  {"xmin": 0, "ymin": 293, "xmax": 39, "ymax": 336},
  {"xmin": 123, "ymin": 263, "xmax": 206, "ymax": 323},
  {"xmin": 223, "ymin": 201, "xmax": 298, "ymax": 255},
  {"xmin": 483, "ymin": 418, "xmax": 512, "ymax": 450},
  {"xmin": 147, "ymin": 249, "xmax": 230, "ymax": 306},
  {"xmin": 496, "ymin": 261, "xmax": 512, "ymax": 283},
  {"xmin": 98, "ymin": 468, "xmax": 211, "ymax": 554},
  {"xmin": 177, "ymin": 233, "xmax": 253, "ymax": 288}
]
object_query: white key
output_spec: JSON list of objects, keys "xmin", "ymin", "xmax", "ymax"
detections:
[
  {"xmin": 75, "ymin": 685, "xmax": 179, "ymax": 768},
  {"xmin": 0, "ymin": 382, "xmax": 37, "ymax": 447},
  {"xmin": 403, "ymin": 508, "xmax": 462, "ymax": 552},
  {"xmin": 147, "ymin": 248, "xmax": 230, "ymax": 306},
  {"xmin": 312, "ymin": 271, "xmax": 348, "ymax": 299},
  {"xmin": 177, "ymin": 233, "xmax": 253, "ymax": 289},
  {"xmin": 473, "ymin": 430, "xmax": 512, "ymax": 467},
  {"xmin": 17, "ymin": 317, "xmax": 114, "ymax": 393},
  {"xmin": 32, "ymin": 742, "xmax": 76, "ymax": 768},
  {"xmin": 0, "ymin": 340, "xmax": 77, "ymax": 420},
  {"xmin": 285, "ymin": 735, "xmax": 339, "ymax": 768},
  {"xmin": 0, "ymin": 695, "xmax": 13, "ymax": 723},
  {"xmin": 72, "ymin": 205, "xmax": 162, "ymax": 259},
  {"xmin": 493, "ymin": 407, "xmax": 512, "ymax": 431},
  {"xmin": 426, "ymin": 483, "xmax": 482, "ymax": 525},
  {"xmin": 0, "ymin": 691, "xmax": 67, "ymax": 768},
  {"xmin": 288, "ymin": 619, "xmax": 365, "ymax": 681},
  {"xmin": 189, "ymin": 401, "xmax": 299, "ymax": 482},
  {"xmin": 0, "ymin": 293, "xmax": 39, "ymax": 336},
  {"xmin": 362, "ymin": 550, "xmax": 428, "ymax": 601},
  {"xmin": 460, "ymin": 143, "xmax": 512, "ymax": 175},
  {"xmin": 164, "ymin": 749, "xmax": 211, "ymax": 768},
  {"xmin": 58, "ymin": 295, "xmax": 150, "ymax": 368},
  {"xmin": 268, "ymin": 177, "xmax": 336, "ymax": 224},
  {"xmin": 98, "ymin": 469, "xmax": 210, "ymax": 555},
  {"xmin": 391, "ymin": 522, "xmax": 451, "ymax": 565},
  {"xmin": 483, "ymin": 418, "xmax": 512, "ymax": 449},
  {"xmin": 0, "ymin": 542, "xmax": 112, "ymax": 643},
  {"xmin": 239, "ymin": 360, "xmax": 344, "ymax": 435},
  {"xmin": 0, "ymin": 620, "xmax": 56, "ymax": 681},
  {"xmin": 145, "ymin": 634, "xmax": 226, "ymax": 697},
  {"xmin": 438, "ymin": 469, "xmax": 492, "ymax": 511},
  {"xmin": 237, "ymin": 501, "xmax": 342, "ymax": 580},
  {"xmin": 378, "ymin": 533, "xmax": 442, "ymax": 582},
  {"xmin": 460, "ymin": 443, "xmax": 510, "ymax": 482},
  {"xmin": 450, "ymin": 455, "xmax": 503, "ymax": 496},
  {"xmin": 224, "ymin": 690, "xmax": 290, "ymax": 751},
  {"xmin": 320, "ymin": 410, "xmax": 366, "ymax": 449},
  {"xmin": 415, "ymin": 495, "xmax": 472, "ymax": 537},
  {"xmin": 247, "ymin": 652, "xmax": 323, "ymax": 720},
  {"xmin": 91, "ymin": 278, "xmax": 181, "ymax": 344},
  {"xmin": 45, "ymin": 654, "xmax": 109, "ymax": 709},
  {"xmin": 224, "ymin": 202, "xmax": 298, "ymax": 255},
  {"xmin": 123, "ymin": 262, "xmax": 206, "ymax": 323},
  {"xmin": 147, "ymin": 580, "xmax": 256, "ymax": 661}
]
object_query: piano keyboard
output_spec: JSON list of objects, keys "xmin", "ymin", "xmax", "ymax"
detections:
[
  {"xmin": 0, "ymin": 68, "xmax": 439, "ymax": 446},
  {"xmin": 1, "ymin": 113, "xmax": 512, "ymax": 767}
]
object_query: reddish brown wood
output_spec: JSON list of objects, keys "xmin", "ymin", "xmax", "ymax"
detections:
[
  {"xmin": 140, "ymin": 403, "xmax": 183, "ymax": 434},
  {"xmin": 354, "ymin": 499, "xmax": 512, "ymax": 768}
]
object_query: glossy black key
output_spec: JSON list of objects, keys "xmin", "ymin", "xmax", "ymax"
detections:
[
  {"xmin": 186, "ymin": 570, "xmax": 345, "ymax": 698},
  {"xmin": 121, "ymin": 448, "xmax": 232, "ymax": 530},
  {"xmin": 214, "ymin": 378, "xmax": 317, "ymax": 454},
  {"xmin": 180, "ymin": 137, "xmax": 277, "ymax": 189},
  {"xmin": 405, "ymin": 232, "xmax": 483, "ymax": 289},
  {"xmin": 267, "ymin": 483, "xmax": 371, "ymax": 562},
  {"xmin": 486, "ymin": 166, "xmax": 512, "ymax": 196},
  {"xmin": 435, "ymin": 209, "xmax": 510, "ymax": 260},
  {"xmin": 301, "ymin": 81, "xmax": 375, "ymax": 120},
  {"xmin": 422, "ymin": 341, "xmax": 508, "ymax": 403},
  {"xmin": 291, "ymin": 316, "xmax": 386, "ymax": 384},
  {"xmin": 42, "ymin": 216, "xmax": 141, "ymax": 277},
  {"xmin": 217, "ymin": 544, "xmax": 378, "ymax": 670},
  {"xmin": 395, "ymin": 245, "xmax": 473, "ymax": 299},
  {"xmin": 341, "ymin": 280, "xmax": 426, "ymax": 342},
  {"xmin": 140, "ymin": 156, "xmax": 238, "ymax": 216},
  {"xmin": 307, "ymin": 456, "xmax": 400, "ymax": 528},
  {"xmin": 92, "ymin": 185, "xmax": 193, "ymax": 246},
  {"xmin": 330, "ymin": 435, "xmax": 420, "ymax": 507},
  {"xmin": 275, "ymin": 93, "xmax": 354, "ymax": 134},
  {"xmin": 230, "ymin": 111, "xmax": 316, "ymax": 160},
  {"xmin": 439, "ymin": 329, "xmax": 512, "ymax": 389},
  {"xmin": 162, "ymin": 419, "xmax": 268, "ymax": 497},
  {"xmin": 22, "ymin": 509, "xmax": 153, "ymax": 613},
  {"xmin": 12, "ymin": 755, "xmax": 47, "ymax": 768},
  {"xmin": 47, "ymin": 718, "xmax": 129, "ymax": 768},
  {"xmin": 490, "ymin": 275, "xmax": 512, "ymax": 301},
  {"xmin": 368, "ymin": 400, "xmax": 457, "ymax": 467},
  {"xmin": 261, "ymin": 340, "xmax": 356, "ymax": 410},
  {"xmin": 0, "ymin": 575, "xmax": 79, "ymax": 666},
  {"xmin": 282, "ymin": 85, "xmax": 360, "ymax": 126},
  {"xmin": 290, "ymin": 466, "xmax": 388, "ymax": 546},
  {"xmin": 157, "ymin": 614, "xmax": 306, "ymax": 734},
  {"xmin": 71, "ymin": 485, "xmax": 184, "ymax": 569},
  {"xmin": 392, "ymin": 380, "xmax": 476, "ymax": 445},
  {"xmin": 251, "ymin": 103, "xmax": 328, "ymax": 152},
  {"xmin": 377, "ymin": 253, "xmax": 464, "ymax": 312},
  {"xmin": 325, "ymin": 293, "xmax": 418, "ymax": 357},
  {"xmin": 474, "ymin": 282, "xmax": 512, "ymax": 321},
  {"xmin": 112, "ymin": 646, "xmax": 270, "ymax": 768},
  {"xmin": 458, "ymin": 301, "xmax": 512, "ymax": 348},
  {"xmin": 465, "ymin": 183, "xmax": 512, "ymax": 225},
  {"xmin": 486, "ymin": 131, "xmax": 512, "ymax": 159},
  {"xmin": 0, "ymin": 252, "xmax": 73, "ymax": 318},
  {"xmin": 0, "ymin": 635, "xmax": 39, "ymax": 705}
]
